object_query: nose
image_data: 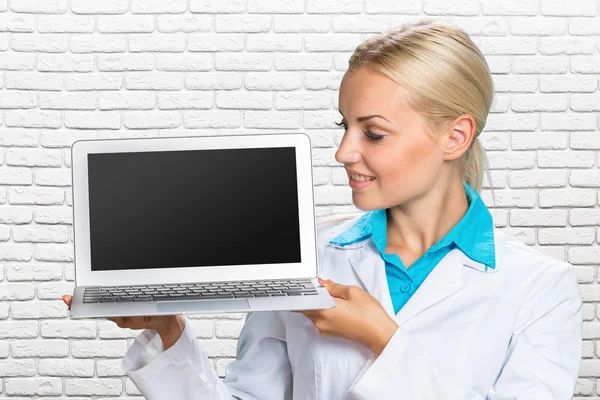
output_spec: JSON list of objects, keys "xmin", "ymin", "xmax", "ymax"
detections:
[{"xmin": 334, "ymin": 130, "xmax": 361, "ymax": 165}]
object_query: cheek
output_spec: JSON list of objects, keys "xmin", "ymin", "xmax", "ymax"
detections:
[{"xmin": 378, "ymin": 142, "xmax": 438, "ymax": 184}]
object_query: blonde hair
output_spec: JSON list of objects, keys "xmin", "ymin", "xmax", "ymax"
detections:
[{"xmin": 347, "ymin": 19, "xmax": 495, "ymax": 199}]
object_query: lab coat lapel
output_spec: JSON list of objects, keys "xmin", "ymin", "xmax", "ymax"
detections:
[
  {"xmin": 347, "ymin": 242, "xmax": 471, "ymax": 325},
  {"xmin": 347, "ymin": 241, "xmax": 395, "ymax": 316},
  {"xmin": 394, "ymin": 248, "xmax": 469, "ymax": 326}
]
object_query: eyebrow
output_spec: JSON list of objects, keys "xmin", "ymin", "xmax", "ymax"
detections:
[{"xmin": 339, "ymin": 112, "xmax": 392, "ymax": 124}]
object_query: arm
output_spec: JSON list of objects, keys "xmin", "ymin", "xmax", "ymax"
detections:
[
  {"xmin": 348, "ymin": 266, "xmax": 583, "ymax": 400},
  {"xmin": 122, "ymin": 311, "xmax": 292, "ymax": 400}
]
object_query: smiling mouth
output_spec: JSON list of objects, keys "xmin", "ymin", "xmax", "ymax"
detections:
[{"xmin": 348, "ymin": 173, "xmax": 376, "ymax": 181}]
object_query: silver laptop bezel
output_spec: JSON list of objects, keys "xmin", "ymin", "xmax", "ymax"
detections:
[{"xmin": 71, "ymin": 133, "xmax": 317, "ymax": 287}]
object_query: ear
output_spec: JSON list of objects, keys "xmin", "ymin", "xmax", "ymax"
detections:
[{"xmin": 442, "ymin": 114, "xmax": 476, "ymax": 161}]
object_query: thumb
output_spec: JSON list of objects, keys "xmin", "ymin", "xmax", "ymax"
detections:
[{"xmin": 318, "ymin": 276, "xmax": 348, "ymax": 299}]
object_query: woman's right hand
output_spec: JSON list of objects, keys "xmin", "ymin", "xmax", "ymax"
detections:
[{"xmin": 62, "ymin": 295, "xmax": 186, "ymax": 350}]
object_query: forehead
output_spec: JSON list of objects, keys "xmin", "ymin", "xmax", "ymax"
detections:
[{"xmin": 338, "ymin": 66, "xmax": 412, "ymax": 117}]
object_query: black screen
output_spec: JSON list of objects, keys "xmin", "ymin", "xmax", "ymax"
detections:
[{"xmin": 87, "ymin": 147, "xmax": 301, "ymax": 271}]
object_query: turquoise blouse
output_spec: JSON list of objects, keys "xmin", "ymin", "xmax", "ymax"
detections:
[{"xmin": 329, "ymin": 180, "xmax": 496, "ymax": 314}]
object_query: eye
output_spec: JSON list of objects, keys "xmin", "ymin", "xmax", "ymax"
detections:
[
  {"xmin": 335, "ymin": 120, "xmax": 347, "ymax": 130},
  {"xmin": 365, "ymin": 130, "xmax": 384, "ymax": 141},
  {"xmin": 335, "ymin": 120, "xmax": 385, "ymax": 142}
]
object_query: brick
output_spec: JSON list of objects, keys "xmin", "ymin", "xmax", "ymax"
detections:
[
  {"xmin": 11, "ymin": 34, "xmax": 67, "ymax": 52},
  {"xmin": 4, "ymin": 377, "xmax": 62, "ymax": 395},
  {"xmin": 34, "ymin": 207, "xmax": 73, "ymax": 224},
  {"xmin": 129, "ymin": 34, "xmax": 185, "ymax": 52},
  {"xmin": 38, "ymin": 15, "xmax": 95, "ymax": 33},
  {"xmin": 366, "ymin": 0, "xmax": 420, "ymax": 14},
  {"xmin": 275, "ymin": 92, "xmax": 331, "ymax": 110},
  {"xmin": 541, "ymin": 0, "xmax": 597, "ymax": 16},
  {"xmin": 156, "ymin": 54, "xmax": 212, "ymax": 71},
  {"xmin": 274, "ymin": 15, "xmax": 330, "ymax": 33},
  {"xmin": 215, "ymin": 15, "xmax": 271, "ymax": 32},
  {"xmin": 571, "ymin": 56, "xmax": 600, "ymax": 74},
  {"xmin": 65, "ymin": 111, "xmax": 121, "ymax": 129},
  {"xmin": 125, "ymin": 73, "xmax": 184, "ymax": 90},
  {"xmin": 41, "ymin": 320, "xmax": 96, "ymax": 338},
  {"xmin": 11, "ymin": 301, "xmax": 67, "ymax": 319},
  {"xmin": 39, "ymin": 130, "xmax": 97, "ymax": 148},
  {"xmin": 185, "ymin": 73, "xmax": 241, "ymax": 90},
  {"xmin": 511, "ymin": 57, "xmax": 569, "ymax": 74},
  {"xmin": 0, "ymin": 360, "xmax": 36, "ymax": 377},
  {"xmin": 569, "ymin": 247, "xmax": 600, "ymax": 264},
  {"xmin": 216, "ymin": 92, "xmax": 272, "ymax": 109},
  {"xmin": 246, "ymin": 34, "xmax": 303, "ymax": 52},
  {"xmin": 10, "ymin": 0, "xmax": 68, "ymax": 13},
  {"xmin": 190, "ymin": 0, "xmax": 245, "ymax": 13},
  {"xmin": 307, "ymin": 0, "xmax": 362, "ymax": 13},
  {"xmin": 510, "ymin": 17, "xmax": 566, "ymax": 35},
  {"xmin": 508, "ymin": 169, "xmax": 567, "ymax": 188},
  {"xmin": 157, "ymin": 15, "xmax": 213, "ymax": 33},
  {"xmin": 188, "ymin": 34, "xmax": 244, "ymax": 51},
  {"xmin": 131, "ymin": 0, "xmax": 187, "ymax": 13},
  {"xmin": 9, "ymin": 223, "xmax": 69, "ymax": 239},
  {"xmin": 482, "ymin": 0, "xmax": 538, "ymax": 15},
  {"xmin": 571, "ymin": 209, "xmax": 600, "ymax": 226},
  {"xmin": 276, "ymin": 54, "xmax": 332, "ymax": 71},
  {"xmin": 70, "ymin": 35, "xmax": 127, "ymax": 53},
  {"xmin": 511, "ymin": 132, "xmax": 567, "ymax": 150},
  {"xmin": 0, "ymin": 53, "xmax": 36, "ymax": 70},
  {"xmin": 66, "ymin": 378, "xmax": 123, "ymax": 396},
  {"xmin": 39, "ymin": 92, "xmax": 96, "ymax": 110},
  {"xmin": 570, "ymin": 18, "xmax": 600, "ymax": 35},
  {"xmin": 333, "ymin": 15, "xmax": 390, "ymax": 32},
  {"xmin": 0, "ymin": 13, "xmax": 35, "ymax": 32},
  {"xmin": 0, "ymin": 91, "xmax": 37, "ymax": 109},
  {"xmin": 66, "ymin": 74, "xmax": 122, "ymax": 91},
  {"xmin": 245, "ymin": 111, "xmax": 300, "ymax": 128},
  {"xmin": 480, "ymin": 37, "xmax": 538, "ymax": 55},
  {"xmin": 245, "ymin": 72, "xmax": 302, "ymax": 91},
  {"xmin": 97, "ymin": 359, "xmax": 127, "ymax": 376},
  {"xmin": 492, "ymin": 75, "xmax": 537, "ymax": 93},
  {"xmin": 215, "ymin": 53, "xmax": 272, "ymax": 71},
  {"xmin": 99, "ymin": 92, "xmax": 155, "ymax": 110},
  {"xmin": 540, "ymin": 75, "xmax": 597, "ymax": 93},
  {"xmin": 38, "ymin": 54, "xmax": 95, "ymax": 72},
  {"xmin": 305, "ymin": 34, "xmax": 364, "ymax": 51},
  {"xmin": 539, "ymin": 228, "xmax": 595, "ymax": 245},
  {"xmin": 38, "ymin": 359, "xmax": 94, "ymax": 377},
  {"xmin": 424, "ymin": 0, "xmax": 479, "ymax": 15},
  {"xmin": 570, "ymin": 132, "xmax": 600, "ymax": 150},
  {"xmin": 570, "ymin": 170, "xmax": 600, "ymax": 187},
  {"xmin": 537, "ymin": 150, "xmax": 595, "ymax": 168},
  {"xmin": 71, "ymin": 340, "xmax": 127, "ymax": 358},
  {"xmin": 71, "ymin": 0, "xmax": 128, "ymax": 14},
  {"xmin": 248, "ymin": 0, "xmax": 304, "ymax": 13},
  {"xmin": 97, "ymin": 54, "xmax": 154, "ymax": 72},
  {"xmin": 540, "ymin": 37, "xmax": 596, "ymax": 55},
  {"xmin": 124, "ymin": 111, "xmax": 181, "ymax": 129},
  {"xmin": 98, "ymin": 15, "xmax": 154, "ymax": 33},
  {"xmin": 539, "ymin": 189, "xmax": 597, "ymax": 207},
  {"xmin": 571, "ymin": 95, "xmax": 600, "ymax": 112},
  {"xmin": 6, "ymin": 263, "xmax": 63, "ymax": 279},
  {"xmin": 184, "ymin": 110, "xmax": 242, "ymax": 128},
  {"xmin": 541, "ymin": 113, "xmax": 596, "ymax": 131}
]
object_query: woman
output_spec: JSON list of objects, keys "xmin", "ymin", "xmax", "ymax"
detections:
[{"xmin": 63, "ymin": 19, "xmax": 583, "ymax": 399}]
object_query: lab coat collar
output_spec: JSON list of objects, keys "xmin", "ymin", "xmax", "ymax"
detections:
[{"xmin": 334, "ymin": 236, "xmax": 498, "ymax": 325}]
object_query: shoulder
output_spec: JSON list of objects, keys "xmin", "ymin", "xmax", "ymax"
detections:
[
  {"xmin": 315, "ymin": 213, "xmax": 364, "ymax": 244},
  {"xmin": 493, "ymin": 227, "xmax": 579, "ymax": 297}
]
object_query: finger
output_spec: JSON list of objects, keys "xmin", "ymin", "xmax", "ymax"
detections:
[
  {"xmin": 61, "ymin": 295, "xmax": 72, "ymax": 310},
  {"xmin": 318, "ymin": 278, "xmax": 349, "ymax": 299}
]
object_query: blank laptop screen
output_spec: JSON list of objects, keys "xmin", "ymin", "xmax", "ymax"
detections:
[{"xmin": 87, "ymin": 147, "xmax": 301, "ymax": 272}]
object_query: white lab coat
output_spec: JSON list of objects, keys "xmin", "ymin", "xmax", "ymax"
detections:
[{"xmin": 122, "ymin": 216, "xmax": 583, "ymax": 400}]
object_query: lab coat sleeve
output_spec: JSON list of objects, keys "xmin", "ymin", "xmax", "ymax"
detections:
[
  {"xmin": 122, "ymin": 311, "xmax": 292, "ymax": 400},
  {"xmin": 348, "ymin": 264, "xmax": 583, "ymax": 400}
]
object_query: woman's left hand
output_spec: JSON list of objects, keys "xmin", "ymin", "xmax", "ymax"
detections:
[{"xmin": 293, "ymin": 276, "xmax": 399, "ymax": 355}]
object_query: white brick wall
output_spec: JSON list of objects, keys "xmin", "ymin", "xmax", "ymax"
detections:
[{"xmin": 0, "ymin": 0, "xmax": 598, "ymax": 398}]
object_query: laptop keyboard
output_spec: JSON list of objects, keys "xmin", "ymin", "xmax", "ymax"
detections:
[{"xmin": 83, "ymin": 279, "xmax": 318, "ymax": 303}]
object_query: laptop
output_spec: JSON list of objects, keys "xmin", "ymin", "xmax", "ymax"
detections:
[{"xmin": 68, "ymin": 133, "xmax": 335, "ymax": 319}]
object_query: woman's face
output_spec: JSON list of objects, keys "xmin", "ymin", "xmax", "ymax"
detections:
[{"xmin": 335, "ymin": 66, "xmax": 448, "ymax": 211}]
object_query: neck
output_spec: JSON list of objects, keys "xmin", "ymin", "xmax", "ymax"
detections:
[{"xmin": 385, "ymin": 177, "xmax": 469, "ymax": 255}]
